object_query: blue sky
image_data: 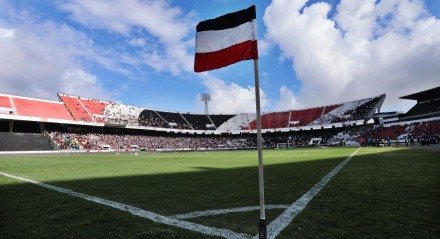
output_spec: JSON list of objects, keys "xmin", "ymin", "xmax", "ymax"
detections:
[{"xmin": 1, "ymin": 0, "xmax": 439, "ymax": 114}]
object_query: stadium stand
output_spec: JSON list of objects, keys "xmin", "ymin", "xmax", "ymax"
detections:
[
  {"xmin": 322, "ymin": 104, "xmax": 341, "ymax": 115},
  {"xmin": 1, "ymin": 88, "xmax": 439, "ymax": 152},
  {"xmin": 221, "ymin": 113, "xmax": 256, "ymax": 131},
  {"xmin": 411, "ymin": 120, "xmax": 440, "ymax": 137},
  {"xmin": 155, "ymin": 111, "xmax": 191, "ymax": 129},
  {"xmin": 350, "ymin": 96, "xmax": 383, "ymax": 120},
  {"xmin": 49, "ymin": 131, "xmax": 258, "ymax": 151},
  {"xmin": 79, "ymin": 98, "xmax": 109, "ymax": 123},
  {"xmin": 400, "ymin": 86, "xmax": 440, "ymax": 120},
  {"xmin": 10, "ymin": 96, "xmax": 73, "ymax": 120},
  {"xmin": 138, "ymin": 109, "xmax": 169, "ymax": 128},
  {"xmin": 80, "ymin": 98, "xmax": 109, "ymax": 115},
  {"xmin": 370, "ymin": 125, "xmax": 407, "ymax": 139},
  {"xmin": 0, "ymin": 132, "xmax": 53, "ymax": 151},
  {"xmin": 47, "ymin": 126, "xmax": 348, "ymax": 151},
  {"xmin": 58, "ymin": 94, "xmax": 93, "ymax": 121},
  {"xmin": 328, "ymin": 118, "xmax": 440, "ymax": 147},
  {"xmin": 2, "ymin": 92, "xmax": 385, "ymax": 131},
  {"xmin": 48, "ymin": 124, "xmax": 397, "ymax": 151},
  {"xmin": 290, "ymin": 107, "xmax": 324, "ymax": 126},
  {"xmin": 247, "ymin": 95, "xmax": 385, "ymax": 129},
  {"xmin": 405, "ymin": 101, "xmax": 440, "ymax": 117},
  {"xmin": 209, "ymin": 114, "xmax": 235, "ymax": 128},
  {"xmin": 181, "ymin": 113, "xmax": 214, "ymax": 130},
  {"xmin": 0, "ymin": 95, "xmax": 12, "ymax": 108},
  {"xmin": 105, "ymin": 103, "xmax": 143, "ymax": 126},
  {"xmin": 0, "ymin": 95, "xmax": 14, "ymax": 115},
  {"xmin": 327, "ymin": 95, "xmax": 384, "ymax": 123},
  {"xmin": 249, "ymin": 111, "xmax": 290, "ymax": 129}
]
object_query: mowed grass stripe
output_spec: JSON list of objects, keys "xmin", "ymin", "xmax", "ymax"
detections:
[
  {"xmin": 275, "ymin": 147, "xmax": 440, "ymax": 238},
  {"xmin": 0, "ymin": 148, "xmax": 354, "ymax": 215},
  {"xmin": 2, "ymin": 147, "xmax": 436, "ymax": 238},
  {"xmin": 0, "ymin": 176, "xmax": 220, "ymax": 239},
  {"xmin": 0, "ymin": 172, "xmax": 251, "ymax": 239},
  {"xmin": 0, "ymin": 147, "xmax": 357, "ymax": 237},
  {"xmin": 266, "ymin": 148, "xmax": 361, "ymax": 239}
]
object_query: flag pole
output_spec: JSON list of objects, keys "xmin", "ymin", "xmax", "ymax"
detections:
[{"xmin": 253, "ymin": 59, "xmax": 267, "ymax": 239}]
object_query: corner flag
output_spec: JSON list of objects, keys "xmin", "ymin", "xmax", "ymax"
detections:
[
  {"xmin": 194, "ymin": 5, "xmax": 258, "ymax": 72},
  {"xmin": 194, "ymin": 5, "xmax": 267, "ymax": 239}
]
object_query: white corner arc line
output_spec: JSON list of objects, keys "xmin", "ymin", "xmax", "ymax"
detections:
[
  {"xmin": 264, "ymin": 147, "xmax": 361, "ymax": 239},
  {"xmin": 173, "ymin": 204, "xmax": 289, "ymax": 219},
  {"xmin": 0, "ymin": 172, "xmax": 251, "ymax": 239}
]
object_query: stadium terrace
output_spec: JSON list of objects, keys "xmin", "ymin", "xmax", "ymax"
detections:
[
  {"xmin": 0, "ymin": 87, "xmax": 439, "ymax": 152},
  {"xmin": 0, "ymin": 92, "xmax": 386, "ymax": 133}
]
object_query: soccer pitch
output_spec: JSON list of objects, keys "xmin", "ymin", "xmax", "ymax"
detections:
[{"xmin": 1, "ymin": 147, "xmax": 439, "ymax": 238}]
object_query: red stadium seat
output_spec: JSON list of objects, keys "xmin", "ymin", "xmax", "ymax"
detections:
[
  {"xmin": 59, "ymin": 95, "xmax": 93, "ymax": 121},
  {"xmin": 80, "ymin": 98, "xmax": 109, "ymax": 115},
  {"xmin": 0, "ymin": 96, "xmax": 12, "ymax": 108},
  {"xmin": 12, "ymin": 97, "xmax": 72, "ymax": 120}
]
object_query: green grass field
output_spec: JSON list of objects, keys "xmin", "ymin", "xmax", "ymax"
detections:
[{"xmin": 0, "ymin": 147, "xmax": 439, "ymax": 238}]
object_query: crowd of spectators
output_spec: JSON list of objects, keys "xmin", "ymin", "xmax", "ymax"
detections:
[
  {"xmin": 158, "ymin": 111, "xmax": 192, "ymax": 130},
  {"xmin": 327, "ymin": 120, "xmax": 440, "ymax": 146},
  {"xmin": 105, "ymin": 107, "xmax": 220, "ymax": 130},
  {"xmin": 350, "ymin": 96, "xmax": 382, "ymax": 120},
  {"xmin": 410, "ymin": 120, "xmax": 440, "ymax": 137},
  {"xmin": 48, "ymin": 128, "xmax": 346, "ymax": 151},
  {"xmin": 49, "ymin": 131, "xmax": 258, "ymax": 151},
  {"xmin": 138, "ymin": 110, "xmax": 169, "ymax": 128},
  {"xmin": 258, "ymin": 96, "xmax": 384, "ymax": 129},
  {"xmin": 58, "ymin": 95, "xmax": 385, "ymax": 132},
  {"xmin": 329, "ymin": 96, "xmax": 382, "ymax": 124},
  {"xmin": 104, "ymin": 104, "xmax": 142, "ymax": 125},
  {"xmin": 93, "ymin": 115, "xmax": 106, "ymax": 124},
  {"xmin": 182, "ymin": 114, "xmax": 215, "ymax": 130},
  {"xmin": 48, "ymin": 119, "xmax": 440, "ymax": 151},
  {"xmin": 50, "ymin": 131, "xmax": 98, "ymax": 150}
]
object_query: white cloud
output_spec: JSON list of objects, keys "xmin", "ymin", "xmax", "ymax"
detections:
[
  {"xmin": 128, "ymin": 37, "xmax": 146, "ymax": 47},
  {"xmin": 275, "ymin": 86, "xmax": 301, "ymax": 111},
  {"xmin": 258, "ymin": 37, "xmax": 274, "ymax": 56},
  {"xmin": 60, "ymin": 0, "xmax": 190, "ymax": 42},
  {"xmin": 60, "ymin": 0, "xmax": 195, "ymax": 75},
  {"xmin": 0, "ymin": 27, "xmax": 14, "ymax": 38},
  {"xmin": 202, "ymin": 77, "xmax": 270, "ymax": 114},
  {"xmin": 264, "ymin": 0, "xmax": 440, "ymax": 109},
  {"xmin": 0, "ymin": 12, "xmax": 112, "ymax": 100},
  {"xmin": 60, "ymin": 69, "xmax": 109, "ymax": 99}
]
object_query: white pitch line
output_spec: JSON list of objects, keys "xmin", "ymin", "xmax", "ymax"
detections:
[
  {"xmin": 173, "ymin": 204, "xmax": 289, "ymax": 219},
  {"xmin": 0, "ymin": 172, "xmax": 251, "ymax": 239},
  {"xmin": 264, "ymin": 147, "xmax": 361, "ymax": 239}
]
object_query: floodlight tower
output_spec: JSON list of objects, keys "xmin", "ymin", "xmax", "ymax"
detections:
[{"xmin": 200, "ymin": 93, "xmax": 211, "ymax": 115}]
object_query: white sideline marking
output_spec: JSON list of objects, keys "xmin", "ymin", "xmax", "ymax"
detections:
[
  {"xmin": 173, "ymin": 204, "xmax": 289, "ymax": 219},
  {"xmin": 0, "ymin": 172, "xmax": 251, "ymax": 239},
  {"xmin": 264, "ymin": 148, "xmax": 361, "ymax": 239}
]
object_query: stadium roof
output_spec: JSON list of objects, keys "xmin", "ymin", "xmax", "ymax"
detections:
[{"xmin": 400, "ymin": 86, "xmax": 440, "ymax": 100}]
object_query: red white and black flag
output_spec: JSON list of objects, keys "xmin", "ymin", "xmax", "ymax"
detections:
[
  {"xmin": 195, "ymin": 6, "xmax": 267, "ymax": 238},
  {"xmin": 194, "ymin": 5, "xmax": 258, "ymax": 72}
]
